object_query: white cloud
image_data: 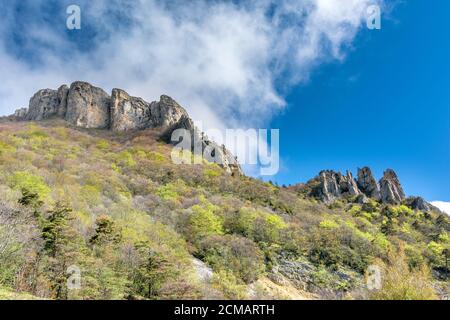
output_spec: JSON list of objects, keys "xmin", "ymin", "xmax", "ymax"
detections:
[
  {"xmin": 0, "ymin": 0, "xmax": 382, "ymax": 131},
  {"xmin": 431, "ymin": 202, "xmax": 450, "ymax": 216}
]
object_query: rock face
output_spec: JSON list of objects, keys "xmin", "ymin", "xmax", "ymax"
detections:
[
  {"xmin": 405, "ymin": 196, "xmax": 434, "ymax": 212},
  {"xmin": 357, "ymin": 167, "xmax": 381, "ymax": 200},
  {"xmin": 309, "ymin": 170, "xmax": 360, "ymax": 203},
  {"xmin": 110, "ymin": 89, "xmax": 153, "ymax": 131},
  {"xmin": 10, "ymin": 81, "xmax": 242, "ymax": 175},
  {"xmin": 304, "ymin": 167, "xmax": 432, "ymax": 209},
  {"xmin": 379, "ymin": 169, "xmax": 406, "ymax": 204},
  {"xmin": 25, "ymin": 85, "xmax": 70, "ymax": 121},
  {"xmin": 25, "ymin": 89, "xmax": 59, "ymax": 121},
  {"xmin": 65, "ymin": 82, "xmax": 111, "ymax": 129},
  {"xmin": 110, "ymin": 91, "xmax": 189, "ymax": 132}
]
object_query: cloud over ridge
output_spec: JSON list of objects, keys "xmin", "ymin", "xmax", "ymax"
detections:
[{"xmin": 0, "ymin": 0, "xmax": 381, "ymax": 130}]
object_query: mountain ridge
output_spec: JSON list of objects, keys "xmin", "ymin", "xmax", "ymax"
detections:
[
  {"xmin": 2, "ymin": 82, "xmax": 440, "ymax": 213},
  {"xmin": 6, "ymin": 81, "xmax": 242, "ymax": 176}
]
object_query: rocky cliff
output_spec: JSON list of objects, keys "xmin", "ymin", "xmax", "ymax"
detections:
[
  {"xmin": 8, "ymin": 81, "xmax": 242, "ymax": 175},
  {"xmin": 302, "ymin": 166, "xmax": 435, "ymax": 211}
]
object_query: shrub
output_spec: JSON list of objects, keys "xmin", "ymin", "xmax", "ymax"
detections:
[
  {"xmin": 319, "ymin": 220, "xmax": 339, "ymax": 229},
  {"xmin": 371, "ymin": 246, "xmax": 437, "ymax": 300},
  {"xmin": 9, "ymin": 171, "xmax": 51, "ymax": 200},
  {"xmin": 308, "ymin": 228, "xmax": 343, "ymax": 269},
  {"xmin": 198, "ymin": 235, "xmax": 265, "ymax": 283},
  {"xmin": 184, "ymin": 203, "xmax": 223, "ymax": 242},
  {"xmin": 210, "ymin": 270, "xmax": 248, "ymax": 300},
  {"xmin": 229, "ymin": 208, "xmax": 287, "ymax": 244}
]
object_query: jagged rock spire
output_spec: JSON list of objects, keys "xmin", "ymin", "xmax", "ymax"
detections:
[
  {"xmin": 356, "ymin": 167, "xmax": 381, "ymax": 200},
  {"xmin": 305, "ymin": 167, "xmax": 414, "ymax": 206},
  {"xmin": 379, "ymin": 169, "xmax": 406, "ymax": 204}
]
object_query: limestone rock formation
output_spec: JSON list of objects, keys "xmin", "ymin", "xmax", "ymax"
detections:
[
  {"xmin": 379, "ymin": 169, "xmax": 406, "ymax": 204},
  {"xmin": 356, "ymin": 167, "xmax": 381, "ymax": 200},
  {"xmin": 25, "ymin": 89, "xmax": 59, "ymax": 121},
  {"xmin": 65, "ymin": 82, "xmax": 111, "ymax": 129},
  {"xmin": 308, "ymin": 170, "xmax": 360, "ymax": 203},
  {"xmin": 339, "ymin": 171, "xmax": 361, "ymax": 196},
  {"xmin": 56, "ymin": 85, "xmax": 69, "ymax": 117},
  {"xmin": 14, "ymin": 108, "xmax": 28, "ymax": 118},
  {"xmin": 110, "ymin": 89, "xmax": 153, "ymax": 131},
  {"xmin": 304, "ymin": 167, "xmax": 419, "ymax": 207},
  {"xmin": 405, "ymin": 196, "xmax": 435, "ymax": 212},
  {"xmin": 9, "ymin": 81, "xmax": 241, "ymax": 175}
]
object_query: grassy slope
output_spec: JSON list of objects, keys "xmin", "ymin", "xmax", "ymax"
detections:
[{"xmin": 0, "ymin": 120, "xmax": 448, "ymax": 300}]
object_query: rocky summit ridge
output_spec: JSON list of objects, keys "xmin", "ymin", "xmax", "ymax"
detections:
[
  {"xmin": 8, "ymin": 81, "xmax": 242, "ymax": 175},
  {"xmin": 300, "ymin": 166, "xmax": 436, "ymax": 212},
  {"xmin": 3, "ymin": 82, "xmax": 438, "ymax": 213}
]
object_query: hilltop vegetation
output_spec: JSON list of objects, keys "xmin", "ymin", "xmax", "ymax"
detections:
[{"xmin": 0, "ymin": 120, "xmax": 448, "ymax": 300}]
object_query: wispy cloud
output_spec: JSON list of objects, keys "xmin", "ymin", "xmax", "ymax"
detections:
[
  {"xmin": 431, "ymin": 201, "xmax": 450, "ymax": 216},
  {"xmin": 0, "ymin": 0, "xmax": 382, "ymax": 131}
]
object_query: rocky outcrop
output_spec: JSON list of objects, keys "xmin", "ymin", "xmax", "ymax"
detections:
[
  {"xmin": 308, "ymin": 170, "xmax": 360, "ymax": 203},
  {"xmin": 56, "ymin": 85, "xmax": 69, "ymax": 117},
  {"xmin": 379, "ymin": 169, "xmax": 406, "ymax": 204},
  {"xmin": 110, "ymin": 89, "xmax": 153, "ymax": 131},
  {"xmin": 65, "ymin": 82, "xmax": 111, "ymax": 129},
  {"xmin": 14, "ymin": 108, "xmax": 28, "ymax": 118},
  {"xmin": 305, "ymin": 167, "xmax": 420, "ymax": 207},
  {"xmin": 357, "ymin": 167, "xmax": 381, "ymax": 200},
  {"xmin": 25, "ymin": 89, "xmax": 59, "ymax": 121},
  {"xmin": 404, "ymin": 196, "xmax": 435, "ymax": 212},
  {"xmin": 339, "ymin": 171, "xmax": 361, "ymax": 196},
  {"xmin": 110, "ymin": 91, "xmax": 189, "ymax": 132},
  {"xmin": 25, "ymin": 85, "xmax": 70, "ymax": 121},
  {"xmin": 10, "ymin": 81, "xmax": 241, "ymax": 175}
]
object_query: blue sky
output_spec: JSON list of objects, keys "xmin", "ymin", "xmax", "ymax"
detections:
[
  {"xmin": 271, "ymin": 0, "xmax": 450, "ymax": 202},
  {"xmin": 0, "ymin": 1, "xmax": 448, "ymax": 202}
]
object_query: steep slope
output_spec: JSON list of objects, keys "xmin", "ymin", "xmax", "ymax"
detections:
[
  {"xmin": 8, "ymin": 81, "xmax": 242, "ymax": 176},
  {"xmin": 0, "ymin": 120, "xmax": 448, "ymax": 300},
  {"xmin": 1, "ymin": 79, "xmax": 450, "ymax": 300}
]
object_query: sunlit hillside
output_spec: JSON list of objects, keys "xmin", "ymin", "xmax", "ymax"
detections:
[{"xmin": 0, "ymin": 120, "xmax": 448, "ymax": 300}]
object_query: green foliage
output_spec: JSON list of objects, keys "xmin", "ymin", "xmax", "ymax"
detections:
[
  {"xmin": 90, "ymin": 215, "xmax": 121, "ymax": 246},
  {"xmin": 210, "ymin": 270, "xmax": 248, "ymax": 300},
  {"xmin": 228, "ymin": 208, "xmax": 287, "ymax": 244},
  {"xmin": 9, "ymin": 172, "xmax": 51, "ymax": 200},
  {"xmin": 198, "ymin": 235, "xmax": 265, "ymax": 283},
  {"xmin": 185, "ymin": 203, "xmax": 224, "ymax": 242},
  {"xmin": 371, "ymin": 247, "xmax": 437, "ymax": 300},
  {"xmin": 127, "ymin": 244, "xmax": 175, "ymax": 299},
  {"xmin": 0, "ymin": 122, "xmax": 446, "ymax": 300},
  {"xmin": 319, "ymin": 219, "xmax": 339, "ymax": 229}
]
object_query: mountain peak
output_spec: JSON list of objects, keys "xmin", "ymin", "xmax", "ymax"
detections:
[
  {"xmin": 7, "ymin": 81, "xmax": 242, "ymax": 175},
  {"xmin": 301, "ymin": 167, "xmax": 436, "ymax": 211}
]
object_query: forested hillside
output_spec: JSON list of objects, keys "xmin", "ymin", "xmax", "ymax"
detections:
[{"xmin": 0, "ymin": 120, "xmax": 448, "ymax": 300}]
